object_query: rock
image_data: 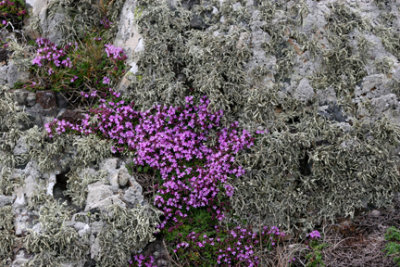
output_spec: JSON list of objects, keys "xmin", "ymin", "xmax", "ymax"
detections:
[
  {"xmin": 369, "ymin": 209, "xmax": 381, "ymax": 217},
  {"xmin": 11, "ymin": 250, "xmax": 31, "ymax": 267},
  {"xmin": 13, "ymin": 188, "xmax": 25, "ymax": 208},
  {"xmin": 356, "ymin": 74, "xmax": 390, "ymax": 98},
  {"xmin": 293, "ymin": 78, "xmax": 314, "ymax": 102},
  {"xmin": 13, "ymin": 207, "xmax": 30, "ymax": 236},
  {"xmin": 0, "ymin": 65, "xmax": 8, "ymax": 85},
  {"xmin": 36, "ymin": 90, "xmax": 57, "ymax": 109},
  {"xmin": 13, "ymin": 136, "xmax": 29, "ymax": 156},
  {"xmin": 123, "ymin": 183, "xmax": 144, "ymax": 206},
  {"xmin": 0, "ymin": 195, "xmax": 13, "ymax": 207},
  {"xmin": 12, "ymin": 89, "xmax": 31, "ymax": 106},
  {"xmin": 39, "ymin": 9, "xmax": 66, "ymax": 45},
  {"xmin": 319, "ymin": 103, "xmax": 347, "ymax": 123},
  {"xmin": 190, "ymin": 14, "xmax": 208, "ymax": 30},
  {"xmin": 118, "ymin": 167, "xmax": 130, "ymax": 187},
  {"xmin": 58, "ymin": 109, "xmax": 84, "ymax": 124},
  {"xmin": 85, "ymin": 182, "xmax": 113, "ymax": 212},
  {"xmin": 55, "ymin": 92, "xmax": 69, "ymax": 109},
  {"xmin": 114, "ymin": 0, "xmax": 143, "ymax": 63},
  {"xmin": 6, "ymin": 63, "xmax": 29, "ymax": 87},
  {"xmin": 109, "ymin": 173, "xmax": 119, "ymax": 191}
]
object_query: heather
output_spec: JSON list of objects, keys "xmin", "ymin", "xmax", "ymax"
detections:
[
  {"xmin": 0, "ymin": 0, "xmax": 26, "ymax": 30},
  {"xmin": 22, "ymin": 35, "xmax": 126, "ymax": 107}
]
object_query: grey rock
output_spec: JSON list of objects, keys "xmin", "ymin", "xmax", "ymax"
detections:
[
  {"xmin": 0, "ymin": 65, "xmax": 8, "ymax": 85},
  {"xmin": 190, "ymin": 14, "xmax": 208, "ymax": 30},
  {"xmin": 39, "ymin": 10, "xmax": 66, "ymax": 45},
  {"xmin": 370, "ymin": 209, "xmax": 381, "ymax": 217},
  {"xmin": 6, "ymin": 63, "xmax": 29, "ymax": 87},
  {"xmin": 11, "ymin": 250, "xmax": 31, "ymax": 267},
  {"xmin": 123, "ymin": 183, "xmax": 144, "ymax": 206},
  {"xmin": 85, "ymin": 182, "xmax": 114, "ymax": 212},
  {"xmin": 13, "ymin": 136, "xmax": 29, "ymax": 156},
  {"xmin": 293, "ymin": 78, "xmax": 314, "ymax": 102},
  {"xmin": 0, "ymin": 195, "xmax": 13, "ymax": 207},
  {"xmin": 114, "ymin": 0, "xmax": 143, "ymax": 63},
  {"xmin": 118, "ymin": 166, "xmax": 130, "ymax": 187}
]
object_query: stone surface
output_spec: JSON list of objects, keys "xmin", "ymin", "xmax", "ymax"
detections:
[
  {"xmin": 7, "ymin": 63, "xmax": 29, "ymax": 87},
  {"xmin": 123, "ymin": 183, "xmax": 144, "ymax": 207},
  {"xmin": 114, "ymin": 0, "xmax": 143, "ymax": 63},
  {"xmin": 36, "ymin": 90, "xmax": 57, "ymax": 109},
  {"xmin": 0, "ymin": 195, "xmax": 13, "ymax": 207},
  {"xmin": 293, "ymin": 78, "xmax": 315, "ymax": 102},
  {"xmin": 85, "ymin": 182, "xmax": 114, "ymax": 212},
  {"xmin": 58, "ymin": 109, "xmax": 84, "ymax": 124}
]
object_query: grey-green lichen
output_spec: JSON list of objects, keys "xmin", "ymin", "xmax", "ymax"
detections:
[
  {"xmin": 0, "ymin": 206, "xmax": 15, "ymax": 266},
  {"xmin": 43, "ymin": 0, "xmax": 125, "ymax": 45},
  {"xmin": 23, "ymin": 199, "xmax": 90, "ymax": 266},
  {"xmin": 94, "ymin": 204, "xmax": 162, "ymax": 266},
  {"xmin": 129, "ymin": 0, "xmax": 400, "ymax": 233}
]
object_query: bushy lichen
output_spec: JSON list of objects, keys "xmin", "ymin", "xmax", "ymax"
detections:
[
  {"xmin": 43, "ymin": 0, "xmax": 125, "ymax": 45},
  {"xmin": 23, "ymin": 199, "xmax": 90, "ymax": 266},
  {"xmin": 130, "ymin": 0, "xmax": 400, "ymax": 234},
  {"xmin": 95, "ymin": 204, "xmax": 162, "ymax": 267},
  {"xmin": 0, "ymin": 205, "xmax": 15, "ymax": 266}
]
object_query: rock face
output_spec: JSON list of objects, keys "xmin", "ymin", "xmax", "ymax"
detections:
[{"xmin": 1, "ymin": 0, "xmax": 400, "ymax": 266}]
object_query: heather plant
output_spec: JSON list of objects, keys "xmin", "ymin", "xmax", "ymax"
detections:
[
  {"xmin": 45, "ymin": 90, "xmax": 289, "ymax": 266},
  {"xmin": 24, "ymin": 35, "xmax": 126, "ymax": 107},
  {"xmin": 46, "ymin": 94, "xmax": 253, "ymax": 224},
  {"xmin": 303, "ymin": 230, "xmax": 327, "ymax": 267},
  {"xmin": 384, "ymin": 226, "xmax": 400, "ymax": 266},
  {"xmin": 0, "ymin": 0, "xmax": 26, "ymax": 30}
]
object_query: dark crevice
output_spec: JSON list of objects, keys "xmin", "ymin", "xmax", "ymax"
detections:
[{"xmin": 53, "ymin": 168, "xmax": 72, "ymax": 203}]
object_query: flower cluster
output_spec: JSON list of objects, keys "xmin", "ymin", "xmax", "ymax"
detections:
[
  {"xmin": 46, "ymin": 93, "xmax": 254, "ymax": 226},
  {"xmin": 25, "ymin": 36, "xmax": 126, "ymax": 107},
  {"xmin": 308, "ymin": 230, "xmax": 321, "ymax": 240},
  {"xmin": 31, "ymin": 38, "xmax": 73, "ymax": 69},
  {"xmin": 131, "ymin": 225, "xmax": 285, "ymax": 267},
  {"xmin": 129, "ymin": 255, "xmax": 156, "ymax": 267},
  {"xmin": 105, "ymin": 43, "xmax": 127, "ymax": 61},
  {"xmin": 0, "ymin": 0, "xmax": 26, "ymax": 29}
]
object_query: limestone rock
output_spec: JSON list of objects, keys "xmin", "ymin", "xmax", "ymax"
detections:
[{"xmin": 85, "ymin": 182, "xmax": 114, "ymax": 212}]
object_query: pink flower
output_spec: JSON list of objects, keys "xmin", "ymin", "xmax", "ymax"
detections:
[{"xmin": 308, "ymin": 230, "xmax": 321, "ymax": 239}]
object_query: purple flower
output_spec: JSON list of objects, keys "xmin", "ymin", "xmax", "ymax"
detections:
[
  {"xmin": 308, "ymin": 230, "xmax": 321, "ymax": 239},
  {"xmin": 102, "ymin": 76, "xmax": 111, "ymax": 84}
]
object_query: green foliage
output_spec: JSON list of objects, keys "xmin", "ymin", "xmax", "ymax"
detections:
[
  {"xmin": 25, "ymin": 32, "xmax": 127, "ymax": 108},
  {"xmin": 304, "ymin": 240, "xmax": 329, "ymax": 267},
  {"xmin": 0, "ymin": 0, "xmax": 27, "ymax": 31},
  {"xmin": 384, "ymin": 226, "xmax": 400, "ymax": 266}
]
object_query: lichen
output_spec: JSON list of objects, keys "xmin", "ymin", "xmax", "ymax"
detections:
[
  {"xmin": 0, "ymin": 205, "xmax": 15, "ymax": 266},
  {"xmin": 95, "ymin": 204, "xmax": 162, "ymax": 266},
  {"xmin": 23, "ymin": 199, "xmax": 90, "ymax": 266},
  {"xmin": 130, "ymin": 0, "xmax": 400, "ymax": 234},
  {"xmin": 45, "ymin": 0, "xmax": 125, "ymax": 45}
]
